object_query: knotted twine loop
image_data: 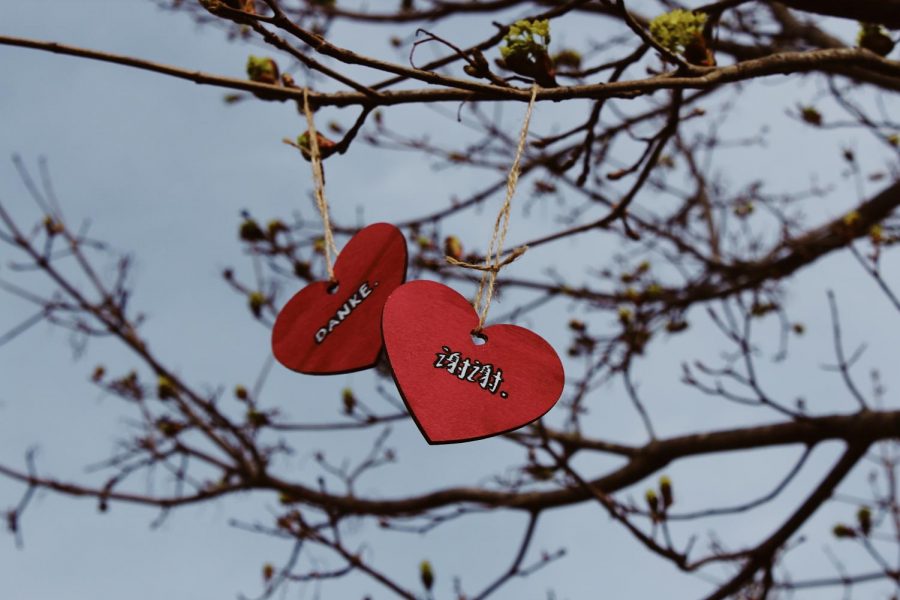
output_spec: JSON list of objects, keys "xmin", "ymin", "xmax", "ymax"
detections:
[
  {"xmin": 445, "ymin": 84, "xmax": 539, "ymax": 332},
  {"xmin": 302, "ymin": 87, "xmax": 339, "ymax": 283}
]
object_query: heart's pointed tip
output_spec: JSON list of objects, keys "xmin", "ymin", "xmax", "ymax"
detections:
[
  {"xmin": 419, "ymin": 429, "xmax": 475, "ymax": 445},
  {"xmin": 418, "ymin": 419, "xmax": 540, "ymax": 445}
]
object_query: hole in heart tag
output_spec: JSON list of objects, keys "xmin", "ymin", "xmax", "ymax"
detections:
[
  {"xmin": 382, "ymin": 280, "xmax": 564, "ymax": 444},
  {"xmin": 272, "ymin": 222, "xmax": 408, "ymax": 375}
]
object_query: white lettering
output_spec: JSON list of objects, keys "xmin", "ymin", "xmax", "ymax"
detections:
[
  {"xmin": 337, "ymin": 303, "xmax": 351, "ymax": 321},
  {"xmin": 431, "ymin": 345, "xmax": 506, "ymax": 397},
  {"xmin": 434, "ymin": 346, "xmax": 450, "ymax": 368},
  {"xmin": 313, "ymin": 281, "xmax": 377, "ymax": 344},
  {"xmin": 478, "ymin": 364, "xmax": 493, "ymax": 389},
  {"xmin": 457, "ymin": 358, "xmax": 472, "ymax": 380},
  {"xmin": 445, "ymin": 352, "xmax": 461, "ymax": 375}
]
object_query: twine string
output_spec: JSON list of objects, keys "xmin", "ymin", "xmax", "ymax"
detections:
[
  {"xmin": 444, "ymin": 245, "xmax": 528, "ymax": 273},
  {"xmin": 446, "ymin": 84, "xmax": 539, "ymax": 331},
  {"xmin": 302, "ymin": 88, "xmax": 338, "ymax": 282}
]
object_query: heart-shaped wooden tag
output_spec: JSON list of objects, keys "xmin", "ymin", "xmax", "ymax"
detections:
[
  {"xmin": 272, "ymin": 222, "xmax": 407, "ymax": 375},
  {"xmin": 383, "ymin": 280, "xmax": 565, "ymax": 444}
]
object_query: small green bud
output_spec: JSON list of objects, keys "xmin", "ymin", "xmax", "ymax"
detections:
[
  {"xmin": 91, "ymin": 365, "xmax": 106, "ymax": 382},
  {"xmin": 843, "ymin": 211, "xmax": 861, "ymax": 227},
  {"xmin": 246, "ymin": 409, "xmax": 269, "ymax": 428},
  {"xmin": 293, "ymin": 260, "xmax": 312, "ymax": 279},
  {"xmin": 649, "ymin": 9, "xmax": 708, "ymax": 55},
  {"xmin": 870, "ymin": 224, "xmax": 884, "ymax": 244},
  {"xmin": 43, "ymin": 215, "xmax": 64, "ymax": 236},
  {"xmin": 342, "ymin": 387, "xmax": 356, "ymax": 415},
  {"xmin": 656, "ymin": 155, "xmax": 676, "ymax": 169},
  {"xmin": 157, "ymin": 375, "xmax": 176, "ymax": 400},
  {"xmin": 857, "ymin": 506, "xmax": 872, "ymax": 536},
  {"xmin": 857, "ymin": 23, "xmax": 895, "ymax": 57},
  {"xmin": 501, "ymin": 19, "xmax": 551, "ymax": 60},
  {"xmin": 443, "ymin": 235, "xmax": 463, "ymax": 260},
  {"xmin": 665, "ymin": 319, "xmax": 689, "ymax": 333},
  {"xmin": 416, "ymin": 235, "xmax": 432, "ymax": 250},
  {"xmin": 645, "ymin": 488, "xmax": 660, "ymax": 515},
  {"xmin": 295, "ymin": 130, "xmax": 337, "ymax": 160},
  {"xmin": 419, "ymin": 560, "xmax": 434, "ymax": 591},
  {"xmin": 249, "ymin": 291, "xmax": 266, "ymax": 318},
  {"xmin": 155, "ymin": 417, "xmax": 182, "ymax": 437},
  {"xmin": 533, "ymin": 179, "xmax": 557, "ymax": 195},
  {"xmin": 246, "ymin": 56, "xmax": 279, "ymax": 84},
  {"xmin": 750, "ymin": 302, "xmax": 778, "ymax": 317},
  {"xmin": 498, "ymin": 19, "xmax": 555, "ymax": 85},
  {"xmin": 659, "ymin": 476, "xmax": 673, "ymax": 508},
  {"xmin": 552, "ymin": 48, "xmax": 582, "ymax": 70},
  {"xmin": 267, "ymin": 219, "xmax": 288, "ymax": 237},
  {"xmin": 240, "ymin": 218, "xmax": 266, "ymax": 242},
  {"xmin": 832, "ymin": 523, "xmax": 856, "ymax": 539},
  {"xmin": 234, "ymin": 385, "xmax": 249, "ymax": 400},
  {"xmin": 800, "ymin": 106, "xmax": 822, "ymax": 126},
  {"xmin": 733, "ymin": 201, "xmax": 754, "ymax": 218}
]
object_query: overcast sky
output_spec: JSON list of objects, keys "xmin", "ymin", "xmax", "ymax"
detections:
[{"xmin": 2, "ymin": 1, "xmax": 899, "ymax": 599}]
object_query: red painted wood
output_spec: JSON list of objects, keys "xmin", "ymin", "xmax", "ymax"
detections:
[
  {"xmin": 272, "ymin": 222, "xmax": 408, "ymax": 375},
  {"xmin": 383, "ymin": 280, "xmax": 565, "ymax": 444}
]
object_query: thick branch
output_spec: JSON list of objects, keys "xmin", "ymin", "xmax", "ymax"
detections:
[
  {"xmin": 264, "ymin": 409, "xmax": 900, "ymax": 516},
  {"xmin": 3, "ymin": 409, "xmax": 895, "ymax": 517},
  {"xmin": 703, "ymin": 442, "xmax": 869, "ymax": 600},
  {"xmin": 2, "ymin": 35, "xmax": 897, "ymax": 107}
]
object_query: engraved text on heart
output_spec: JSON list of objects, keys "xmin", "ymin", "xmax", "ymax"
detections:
[
  {"xmin": 314, "ymin": 281, "xmax": 377, "ymax": 344},
  {"xmin": 433, "ymin": 345, "xmax": 508, "ymax": 399}
]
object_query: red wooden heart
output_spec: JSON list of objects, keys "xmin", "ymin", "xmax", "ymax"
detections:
[
  {"xmin": 382, "ymin": 280, "xmax": 565, "ymax": 444},
  {"xmin": 272, "ymin": 222, "xmax": 407, "ymax": 375}
]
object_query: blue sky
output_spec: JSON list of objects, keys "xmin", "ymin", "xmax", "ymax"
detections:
[{"xmin": 2, "ymin": 1, "xmax": 899, "ymax": 598}]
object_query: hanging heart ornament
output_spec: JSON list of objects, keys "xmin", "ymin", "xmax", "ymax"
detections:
[
  {"xmin": 272, "ymin": 222, "xmax": 407, "ymax": 375},
  {"xmin": 383, "ymin": 280, "xmax": 564, "ymax": 444}
]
